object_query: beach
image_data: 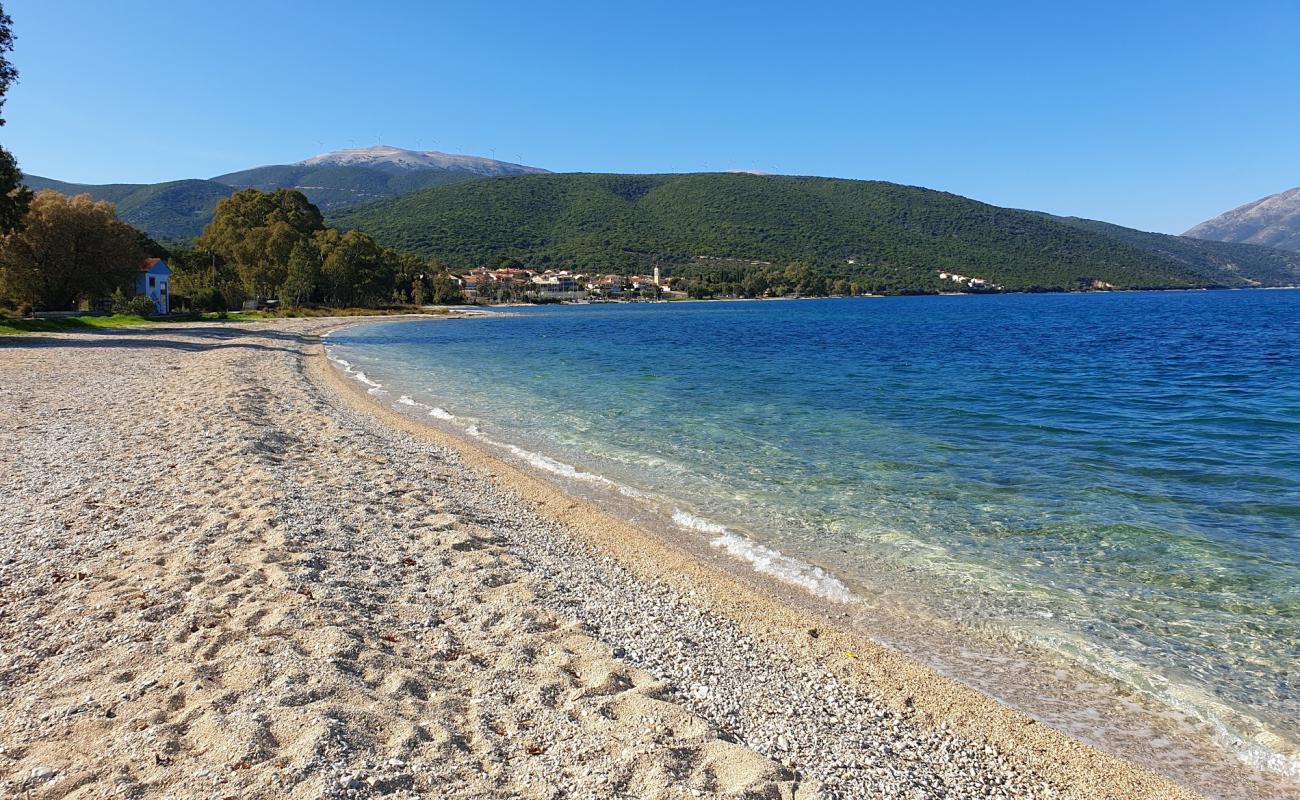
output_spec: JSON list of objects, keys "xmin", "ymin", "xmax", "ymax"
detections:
[{"xmin": 0, "ymin": 319, "xmax": 1203, "ymax": 799}]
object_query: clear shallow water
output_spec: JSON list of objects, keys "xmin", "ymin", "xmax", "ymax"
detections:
[{"xmin": 328, "ymin": 292, "xmax": 1300, "ymax": 784}]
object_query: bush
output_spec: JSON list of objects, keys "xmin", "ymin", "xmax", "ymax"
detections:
[
  {"xmin": 111, "ymin": 289, "xmax": 157, "ymax": 317},
  {"xmin": 14, "ymin": 301, "xmax": 32, "ymax": 318},
  {"xmin": 190, "ymin": 287, "xmax": 227, "ymax": 312}
]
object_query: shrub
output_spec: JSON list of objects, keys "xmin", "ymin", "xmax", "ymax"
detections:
[
  {"xmin": 14, "ymin": 301, "xmax": 32, "ymax": 318},
  {"xmin": 191, "ymin": 287, "xmax": 227, "ymax": 312},
  {"xmin": 111, "ymin": 290, "xmax": 157, "ymax": 317}
]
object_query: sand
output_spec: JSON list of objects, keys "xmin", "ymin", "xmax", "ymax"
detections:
[{"xmin": 0, "ymin": 319, "xmax": 1203, "ymax": 799}]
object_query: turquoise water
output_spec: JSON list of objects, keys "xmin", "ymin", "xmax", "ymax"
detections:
[{"xmin": 327, "ymin": 291, "xmax": 1300, "ymax": 783}]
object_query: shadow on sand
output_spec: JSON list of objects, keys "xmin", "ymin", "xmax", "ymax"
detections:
[{"xmin": 0, "ymin": 324, "xmax": 318, "ymax": 355}]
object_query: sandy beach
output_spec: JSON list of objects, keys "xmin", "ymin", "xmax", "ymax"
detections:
[{"xmin": 0, "ymin": 319, "xmax": 1204, "ymax": 799}]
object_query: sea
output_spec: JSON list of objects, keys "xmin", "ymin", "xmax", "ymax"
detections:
[{"xmin": 325, "ymin": 290, "xmax": 1300, "ymax": 797}]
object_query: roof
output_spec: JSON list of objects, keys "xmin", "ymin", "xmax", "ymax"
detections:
[{"xmin": 140, "ymin": 257, "xmax": 170, "ymax": 274}]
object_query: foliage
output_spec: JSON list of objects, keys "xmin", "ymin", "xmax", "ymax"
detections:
[
  {"xmin": 196, "ymin": 188, "xmax": 325, "ymax": 297},
  {"xmin": 0, "ymin": 141, "xmax": 28, "ymax": 235},
  {"xmin": 329, "ymin": 172, "xmax": 1300, "ymax": 294},
  {"xmin": 1042, "ymin": 214, "xmax": 1300, "ymax": 287},
  {"xmin": 188, "ymin": 188, "xmax": 449, "ymax": 308},
  {"xmin": 315, "ymin": 228, "xmax": 391, "ymax": 306},
  {"xmin": 19, "ymin": 175, "xmax": 234, "ymax": 241},
  {"xmin": 212, "ymin": 163, "xmax": 487, "ymax": 211},
  {"xmin": 281, "ymin": 240, "xmax": 322, "ymax": 306},
  {"xmin": 164, "ymin": 245, "xmax": 243, "ymax": 310},
  {"xmin": 111, "ymin": 289, "xmax": 157, "ymax": 317},
  {"xmin": 0, "ymin": 191, "xmax": 145, "ymax": 309},
  {"xmin": 0, "ymin": 5, "xmax": 28, "ymax": 235},
  {"xmin": 428, "ymin": 269, "xmax": 463, "ymax": 304},
  {"xmin": 17, "ymin": 163, "xmax": 506, "ymax": 242}
]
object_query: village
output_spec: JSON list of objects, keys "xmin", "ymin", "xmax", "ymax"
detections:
[{"xmin": 451, "ymin": 265, "xmax": 687, "ymax": 303}]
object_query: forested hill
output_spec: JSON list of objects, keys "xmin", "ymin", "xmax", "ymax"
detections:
[
  {"xmin": 1041, "ymin": 214, "xmax": 1300, "ymax": 288},
  {"xmin": 327, "ymin": 172, "xmax": 1300, "ymax": 293},
  {"xmin": 21, "ymin": 174, "xmax": 232, "ymax": 242}
]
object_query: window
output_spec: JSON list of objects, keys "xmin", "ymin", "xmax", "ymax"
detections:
[{"xmin": 149, "ymin": 276, "xmax": 156, "ymax": 288}]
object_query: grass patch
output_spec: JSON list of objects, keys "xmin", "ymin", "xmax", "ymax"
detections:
[
  {"xmin": 0, "ymin": 314, "xmax": 159, "ymax": 335},
  {"xmin": 0, "ymin": 307, "xmax": 454, "ymax": 335}
]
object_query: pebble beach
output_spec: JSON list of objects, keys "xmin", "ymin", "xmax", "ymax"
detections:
[{"xmin": 0, "ymin": 319, "xmax": 1201, "ymax": 799}]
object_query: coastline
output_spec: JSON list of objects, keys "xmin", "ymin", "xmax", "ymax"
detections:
[
  {"xmin": 311, "ymin": 319, "xmax": 1211, "ymax": 799},
  {"xmin": 0, "ymin": 317, "xmax": 1260, "ymax": 798}
]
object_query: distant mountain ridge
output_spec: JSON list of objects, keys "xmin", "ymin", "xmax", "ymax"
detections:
[
  {"xmin": 1184, "ymin": 187, "xmax": 1300, "ymax": 252},
  {"xmin": 294, "ymin": 145, "xmax": 546, "ymax": 176},
  {"xmin": 327, "ymin": 171, "xmax": 1300, "ymax": 292},
  {"xmin": 22, "ymin": 146, "xmax": 548, "ymax": 240}
]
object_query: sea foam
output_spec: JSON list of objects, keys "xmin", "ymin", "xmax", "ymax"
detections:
[
  {"xmin": 326, "ymin": 350, "xmax": 385, "ymax": 394},
  {"xmin": 672, "ymin": 510, "xmax": 856, "ymax": 603}
]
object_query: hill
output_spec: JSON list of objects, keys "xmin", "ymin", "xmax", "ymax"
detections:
[
  {"xmin": 21, "ymin": 175, "xmax": 233, "ymax": 241},
  {"xmin": 209, "ymin": 164, "xmax": 484, "ymax": 210},
  {"xmin": 1184, "ymin": 188, "xmax": 1300, "ymax": 252},
  {"xmin": 328, "ymin": 172, "xmax": 1300, "ymax": 292},
  {"xmin": 21, "ymin": 146, "xmax": 548, "ymax": 241},
  {"xmin": 213, "ymin": 145, "xmax": 549, "ymax": 211},
  {"xmin": 1044, "ymin": 214, "xmax": 1300, "ymax": 288}
]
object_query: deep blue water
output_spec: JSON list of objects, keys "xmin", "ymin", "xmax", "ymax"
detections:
[{"xmin": 328, "ymin": 291, "xmax": 1300, "ymax": 774}]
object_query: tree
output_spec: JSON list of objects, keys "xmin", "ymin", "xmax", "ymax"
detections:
[
  {"xmin": 429, "ymin": 273, "xmax": 463, "ymax": 304},
  {"xmin": 281, "ymin": 240, "xmax": 321, "ymax": 306},
  {"xmin": 388, "ymin": 250, "xmax": 424, "ymax": 303},
  {"xmin": 741, "ymin": 271, "xmax": 769, "ymax": 298},
  {"xmin": 426, "ymin": 257, "xmax": 464, "ymax": 304},
  {"xmin": 0, "ymin": 5, "xmax": 30, "ymax": 235},
  {"xmin": 316, "ymin": 229, "xmax": 390, "ymax": 306},
  {"xmin": 0, "ymin": 191, "xmax": 145, "ymax": 309},
  {"xmin": 165, "ymin": 245, "xmax": 241, "ymax": 311},
  {"xmin": 196, "ymin": 188, "xmax": 324, "ymax": 298}
]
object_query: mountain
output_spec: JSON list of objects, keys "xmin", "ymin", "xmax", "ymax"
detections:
[
  {"xmin": 22, "ymin": 146, "xmax": 548, "ymax": 241},
  {"xmin": 20, "ymin": 175, "xmax": 234, "ymax": 241},
  {"xmin": 1184, "ymin": 188, "xmax": 1300, "ymax": 252},
  {"xmin": 293, "ymin": 145, "xmax": 547, "ymax": 176},
  {"xmin": 213, "ymin": 146, "xmax": 549, "ymax": 211},
  {"xmin": 328, "ymin": 172, "xmax": 1300, "ymax": 292}
]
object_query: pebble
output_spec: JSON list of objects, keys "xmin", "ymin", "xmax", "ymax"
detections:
[{"xmin": 0, "ymin": 320, "xmax": 1075, "ymax": 800}]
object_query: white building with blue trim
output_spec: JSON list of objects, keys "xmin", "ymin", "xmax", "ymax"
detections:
[{"xmin": 135, "ymin": 258, "xmax": 171, "ymax": 314}]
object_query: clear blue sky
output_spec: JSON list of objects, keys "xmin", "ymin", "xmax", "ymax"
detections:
[{"xmin": 4, "ymin": 0, "xmax": 1298, "ymax": 233}]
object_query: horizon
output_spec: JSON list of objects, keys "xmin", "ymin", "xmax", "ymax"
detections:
[{"xmin": 5, "ymin": 0, "xmax": 1300, "ymax": 234}]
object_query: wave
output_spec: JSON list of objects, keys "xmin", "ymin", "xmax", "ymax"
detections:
[
  {"xmin": 502, "ymin": 443, "xmax": 614, "ymax": 484},
  {"xmin": 353, "ymin": 371, "xmax": 383, "ymax": 394},
  {"xmin": 390, "ymin": 395, "xmax": 456, "ymax": 423},
  {"xmin": 673, "ymin": 510, "xmax": 857, "ymax": 603},
  {"xmin": 326, "ymin": 350, "xmax": 385, "ymax": 394},
  {"xmin": 671, "ymin": 509, "xmax": 729, "ymax": 535}
]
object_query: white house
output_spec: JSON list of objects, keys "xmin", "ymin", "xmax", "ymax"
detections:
[{"xmin": 135, "ymin": 258, "xmax": 171, "ymax": 314}]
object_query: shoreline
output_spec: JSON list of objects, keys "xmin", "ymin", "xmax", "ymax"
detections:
[
  {"xmin": 321, "ymin": 312, "xmax": 1299, "ymax": 799},
  {"xmin": 463, "ymin": 284, "xmax": 1300, "ymax": 310},
  {"xmin": 0, "ymin": 318, "xmax": 1276, "ymax": 798},
  {"xmin": 311, "ymin": 320, "xmax": 1212, "ymax": 799}
]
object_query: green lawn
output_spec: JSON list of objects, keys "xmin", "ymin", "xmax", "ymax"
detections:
[{"xmin": 0, "ymin": 313, "xmax": 163, "ymax": 335}]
